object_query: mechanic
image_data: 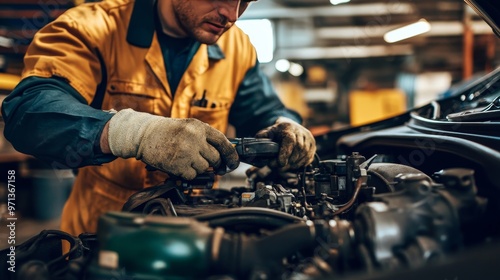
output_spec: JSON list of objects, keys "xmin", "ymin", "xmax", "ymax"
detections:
[{"xmin": 1, "ymin": 0, "xmax": 316, "ymax": 236}]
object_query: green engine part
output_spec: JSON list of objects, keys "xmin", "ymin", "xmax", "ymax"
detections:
[{"xmin": 86, "ymin": 212, "xmax": 216, "ymax": 280}]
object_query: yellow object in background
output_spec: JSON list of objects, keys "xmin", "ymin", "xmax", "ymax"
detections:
[
  {"xmin": 0, "ymin": 73, "xmax": 21, "ymax": 91},
  {"xmin": 349, "ymin": 89, "xmax": 406, "ymax": 126},
  {"xmin": 274, "ymin": 80, "xmax": 311, "ymax": 119}
]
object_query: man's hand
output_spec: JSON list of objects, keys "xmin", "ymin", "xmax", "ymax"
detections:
[
  {"xmin": 255, "ymin": 117, "xmax": 316, "ymax": 170},
  {"xmin": 105, "ymin": 109, "xmax": 239, "ymax": 180}
]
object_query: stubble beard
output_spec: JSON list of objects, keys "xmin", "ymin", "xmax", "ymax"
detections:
[{"xmin": 173, "ymin": 3, "xmax": 231, "ymax": 45}]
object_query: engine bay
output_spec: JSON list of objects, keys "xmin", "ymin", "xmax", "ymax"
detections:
[{"xmin": 86, "ymin": 151, "xmax": 498, "ymax": 280}]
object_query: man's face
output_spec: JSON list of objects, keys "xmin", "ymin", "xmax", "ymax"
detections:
[{"xmin": 170, "ymin": 0, "xmax": 254, "ymax": 44}]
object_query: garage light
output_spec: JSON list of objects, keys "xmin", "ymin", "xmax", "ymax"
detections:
[
  {"xmin": 289, "ymin": 63, "xmax": 304, "ymax": 77},
  {"xmin": 0, "ymin": 35, "xmax": 13, "ymax": 48},
  {"xmin": 384, "ymin": 19, "xmax": 431, "ymax": 43},
  {"xmin": 236, "ymin": 19, "xmax": 274, "ymax": 63},
  {"xmin": 275, "ymin": 59, "xmax": 291, "ymax": 72},
  {"xmin": 330, "ymin": 0, "xmax": 351, "ymax": 5}
]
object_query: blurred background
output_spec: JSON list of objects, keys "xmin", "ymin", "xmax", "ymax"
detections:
[
  {"xmin": 0, "ymin": 0, "xmax": 499, "ymax": 246},
  {"xmin": 238, "ymin": 0, "xmax": 499, "ymax": 130}
]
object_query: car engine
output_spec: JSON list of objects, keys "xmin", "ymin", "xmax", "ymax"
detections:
[{"xmin": 85, "ymin": 151, "xmax": 497, "ymax": 280}]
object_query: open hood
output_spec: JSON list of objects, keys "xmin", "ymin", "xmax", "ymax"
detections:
[{"xmin": 464, "ymin": 0, "xmax": 500, "ymax": 37}]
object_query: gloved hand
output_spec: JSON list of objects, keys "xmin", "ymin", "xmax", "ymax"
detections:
[
  {"xmin": 107, "ymin": 108, "xmax": 239, "ymax": 180},
  {"xmin": 255, "ymin": 117, "xmax": 316, "ymax": 170}
]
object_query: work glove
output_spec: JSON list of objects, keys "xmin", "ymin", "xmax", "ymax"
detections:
[
  {"xmin": 107, "ymin": 108, "xmax": 239, "ymax": 180},
  {"xmin": 255, "ymin": 117, "xmax": 316, "ymax": 171}
]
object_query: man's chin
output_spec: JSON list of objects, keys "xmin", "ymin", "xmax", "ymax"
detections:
[
  {"xmin": 196, "ymin": 34, "xmax": 222, "ymax": 45},
  {"xmin": 192, "ymin": 27, "xmax": 231, "ymax": 44}
]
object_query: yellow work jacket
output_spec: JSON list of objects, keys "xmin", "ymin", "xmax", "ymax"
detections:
[{"xmin": 22, "ymin": 0, "xmax": 257, "ymax": 235}]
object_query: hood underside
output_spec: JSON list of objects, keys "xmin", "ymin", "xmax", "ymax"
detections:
[{"xmin": 464, "ymin": 0, "xmax": 500, "ymax": 37}]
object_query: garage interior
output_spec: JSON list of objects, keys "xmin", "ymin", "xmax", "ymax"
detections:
[{"xmin": 0, "ymin": 0, "xmax": 499, "ymax": 273}]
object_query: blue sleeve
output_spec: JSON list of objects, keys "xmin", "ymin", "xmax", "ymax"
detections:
[
  {"xmin": 228, "ymin": 59, "xmax": 302, "ymax": 137},
  {"xmin": 1, "ymin": 76, "xmax": 116, "ymax": 169}
]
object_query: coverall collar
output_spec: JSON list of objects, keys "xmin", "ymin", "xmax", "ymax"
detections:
[{"xmin": 126, "ymin": 0, "xmax": 225, "ymax": 60}]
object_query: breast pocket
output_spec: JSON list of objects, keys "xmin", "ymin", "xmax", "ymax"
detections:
[
  {"xmin": 104, "ymin": 80, "xmax": 160, "ymax": 114},
  {"xmin": 189, "ymin": 106, "xmax": 230, "ymax": 133}
]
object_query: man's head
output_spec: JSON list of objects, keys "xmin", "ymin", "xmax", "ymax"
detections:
[{"xmin": 159, "ymin": 0, "xmax": 256, "ymax": 44}]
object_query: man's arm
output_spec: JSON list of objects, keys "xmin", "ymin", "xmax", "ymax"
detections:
[
  {"xmin": 100, "ymin": 121, "xmax": 111, "ymax": 154},
  {"xmin": 2, "ymin": 76, "xmax": 116, "ymax": 169},
  {"xmin": 2, "ymin": 76, "xmax": 240, "ymax": 180}
]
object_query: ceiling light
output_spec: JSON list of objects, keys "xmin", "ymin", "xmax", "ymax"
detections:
[
  {"xmin": 330, "ymin": 0, "xmax": 351, "ymax": 5},
  {"xmin": 0, "ymin": 36, "xmax": 13, "ymax": 48},
  {"xmin": 289, "ymin": 63, "xmax": 304, "ymax": 77},
  {"xmin": 275, "ymin": 59, "xmax": 291, "ymax": 72},
  {"xmin": 384, "ymin": 19, "xmax": 431, "ymax": 43}
]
